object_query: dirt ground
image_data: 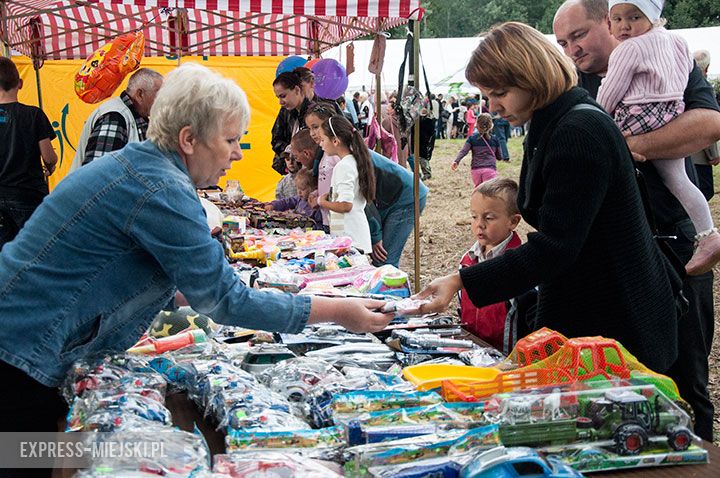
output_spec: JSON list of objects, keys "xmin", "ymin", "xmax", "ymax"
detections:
[{"xmin": 399, "ymin": 136, "xmax": 720, "ymax": 444}]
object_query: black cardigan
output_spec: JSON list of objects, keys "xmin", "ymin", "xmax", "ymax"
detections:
[{"xmin": 460, "ymin": 87, "xmax": 678, "ymax": 372}]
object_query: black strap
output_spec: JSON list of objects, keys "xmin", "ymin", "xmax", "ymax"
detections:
[{"xmin": 397, "ymin": 32, "xmax": 412, "ymax": 96}]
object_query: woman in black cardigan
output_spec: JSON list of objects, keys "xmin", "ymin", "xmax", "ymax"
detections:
[{"xmin": 417, "ymin": 22, "xmax": 680, "ymax": 373}]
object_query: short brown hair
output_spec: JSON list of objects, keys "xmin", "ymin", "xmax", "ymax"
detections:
[
  {"xmin": 579, "ymin": 0, "xmax": 609, "ymax": 22},
  {"xmin": 466, "ymin": 22, "xmax": 577, "ymax": 112},
  {"xmin": 473, "ymin": 178, "xmax": 520, "ymax": 215},
  {"xmin": 290, "ymin": 128, "xmax": 317, "ymax": 153},
  {"xmin": 0, "ymin": 57, "xmax": 20, "ymax": 92},
  {"xmin": 476, "ymin": 113, "xmax": 494, "ymax": 136}
]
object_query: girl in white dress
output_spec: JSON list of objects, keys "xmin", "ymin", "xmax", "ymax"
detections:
[{"xmin": 317, "ymin": 115, "xmax": 375, "ymax": 253}]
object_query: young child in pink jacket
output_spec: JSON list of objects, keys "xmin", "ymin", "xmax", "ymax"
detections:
[{"xmin": 598, "ymin": 0, "xmax": 720, "ymax": 275}]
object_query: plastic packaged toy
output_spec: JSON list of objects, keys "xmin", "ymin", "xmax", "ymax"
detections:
[
  {"xmin": 226, "ymin": 426, "xmax": 346, "ymax": 461},
  {"xmin": 331, "ymin": 390, "xmax": 444, "ymax": 423},
  {"xmin": 66, "ymin": 391, "xmax": 172, "ymax": 432},
  {"xmin": 258, "ymin": 357, "xmax": 345, "ymax": 403},
  {"xmin": 62, "ymin": 355, "xmax": 166, "ymax": 404},
  {"xmin": 213, "ymin": 452, "xmax": 343, "ymax": 477},
  {"xmin": 472, "ymin": 384, "xmax": 707, "ymax": 472},
  {"xmin": 346, "ymin": 402, "xmax": 489, "ymax": 446},
  {"xmin": 78, "ymin": 426, "xmax": 211, "ymax": 477},
  {"xmin": 352, "ymin": 265, "xmax": 411, "ymax": 298},
  {"xmin": 343, "ymin": 425, "xmax": 501, "ymax": 478}
]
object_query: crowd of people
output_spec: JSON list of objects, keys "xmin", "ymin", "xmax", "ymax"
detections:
[{"xmin": 0, "ymin": 0, "xmax": 719, "ymax": 454}]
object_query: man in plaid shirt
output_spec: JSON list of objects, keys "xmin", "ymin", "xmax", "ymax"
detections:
[{"xmin": 74, "ymin": 68, "xmax": 163, "ymax": 168}]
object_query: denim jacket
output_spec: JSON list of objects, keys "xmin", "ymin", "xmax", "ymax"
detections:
[{"xmin": 0, "ymin": 141, "xmax": 311, "ymax": 387}]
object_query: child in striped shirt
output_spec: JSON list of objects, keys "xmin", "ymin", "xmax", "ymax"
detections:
[{"xmin": 597, "ymin": 0, "xmax": 720, "ymax": 275}]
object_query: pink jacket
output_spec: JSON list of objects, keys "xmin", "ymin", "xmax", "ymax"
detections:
[
  {"xmin": 365, "ymin": 117, "xmax": 398, "ymax": 163},
  {"xmin": 598, "ymin": 27, "xmax": 692, "ymax": 115}
]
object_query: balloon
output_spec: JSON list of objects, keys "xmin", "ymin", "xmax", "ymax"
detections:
[
  {"xmin": 311, "ymin": 59, "xmax": 348, "ymax": 99},
  {"xmin": 276, "ymin": 55, "xmax": 308, "ymax": 77},
  {"xmin": 305, "ymin": 58, "xmax": 321, "ymax": 70},
  {"xmin": 74, "ymin": 32, "xmax": 144, "ymax": 104}
]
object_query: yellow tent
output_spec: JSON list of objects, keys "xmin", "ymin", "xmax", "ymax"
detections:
[{"xmin": 14, "ymin": 55, "xmax": 283, "ymax": 201}]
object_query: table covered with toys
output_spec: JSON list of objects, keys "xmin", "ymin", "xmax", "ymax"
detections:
[{"xmin": 57, "ymin": 190, "xmax": 718, "ymax": 477}]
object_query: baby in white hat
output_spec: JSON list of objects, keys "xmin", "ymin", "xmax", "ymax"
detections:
[{"xmin": 597, "ymin": 0, "xmax": 720, "ymax": 276}]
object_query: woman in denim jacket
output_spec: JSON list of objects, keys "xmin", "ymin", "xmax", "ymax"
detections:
[{"xmin": 0, "ymin": 64, "xmax": 392, "ymax": 441}]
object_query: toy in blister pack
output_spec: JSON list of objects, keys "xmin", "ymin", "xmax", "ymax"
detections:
[
  {"xmin": 470, "ymin": 384, "xmax": 706, "ymax": 472},
  {"xmin": 227, "ymin": 407, "xmax": 307, "ymax": 432},
  {"xmin": 346, "ymin": 402, "xmax": 489, "ymax": 446},
  {"xmin": 459, "ymin": 348, "xmax": 506, "ymax": 368},
  {"xmin": 343, "ymin": 425, "xmax": 501, "ymax": 478},
  {"xmin": 77, "ymin": 426, "xmax": 211, "ymax": 477},
  {"xmin": 226, "ymin": 426, "xmax": 346, "ymax": 461},
  {"xmin": 66, "ymin": 391, "xmax": 172, "ymax": 432},
  {"xmin": 63, "ymin": 361, "xmax": 138, "ymax": 403},
  {"xmin": 258, "ymin": 357, "xmax": 345, "ymax": 403},
  {"xmin": 352, "ymin": 265, "xmax": 411, "ymax": 298},
  {"xmin": 304, "ymin": 366, "xmax": 412, "ymax": 429},
  {"xmin": 305, "ymin": 343, "xmax": 397, "ymax": 371},
  {"xmin": 331, "ymin": 390, "xmax": 444, "ymax": 423},
  {"xmin": 213, "ymin": 452, "xmax": 343, "ymax": 477},
  {"xmin": 390, "ymin": 329, "xmax": 477, "ymax": 356}
]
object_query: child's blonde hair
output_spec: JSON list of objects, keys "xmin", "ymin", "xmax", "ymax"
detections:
[
  {"xmin": 473, "ymin": 177, "xmax": 520, "ymax": 215},
  {"xmin": 294, "ymin": 167, "xmax": 316, "ymax": 190},
  {"xmin": 476, "ymin": 113, "xmax": 494, "ymax": 138}
]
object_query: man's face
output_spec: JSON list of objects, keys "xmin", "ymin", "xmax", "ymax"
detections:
[
  {"xmin": 133, "ymin": 78, "xmax": 163, "ymax": 119},
  {"xmin": 291, "ymin": 143, "xmax": 315, "ymax": 170},
  {"xmin": 553, "ymin": 3, "xmax": 618, "ymax": 75}
]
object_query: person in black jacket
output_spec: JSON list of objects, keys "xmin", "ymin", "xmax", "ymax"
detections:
[
  {"xmin": 554, "ymin": 0, "xmax": 720, "ymax": 442},
  {"xmin": 416, "ymin": 22, "xmax": 679, "ymax": 375},
  {"xmin": 270, "ymin": 71, "xmax": 312, "ymax": 175}
]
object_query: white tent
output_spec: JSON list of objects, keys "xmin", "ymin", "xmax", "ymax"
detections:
[{"xmin": 326, "ymin": 26, "xmax": 720, "ymax": 94}]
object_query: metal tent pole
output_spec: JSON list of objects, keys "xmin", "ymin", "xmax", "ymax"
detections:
[{"xmin": 410, "ymin": 20, "xmax": 421, "ymax": 293}]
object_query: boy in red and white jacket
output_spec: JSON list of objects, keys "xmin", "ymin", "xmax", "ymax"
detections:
[{"xmin": 458, "ymin": 178, "xmax": 522, "ymax": 352}]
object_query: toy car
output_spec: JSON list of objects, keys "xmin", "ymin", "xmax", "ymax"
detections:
[
  {"xmin": 240, "ymin": 344, "xmax": 296, "ymax": 373},
  {"xmin": 460, "ymin": 446, "xmax": 583, "ymax": 478}
]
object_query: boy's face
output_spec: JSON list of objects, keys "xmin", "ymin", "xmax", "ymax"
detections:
[
  {"xmin": 284, "ymin": 155, "xmax": 300, "ymax": 173},
  {"xmin": 470, "ymin": 193, "xmax": 521, "ymax": 250}
]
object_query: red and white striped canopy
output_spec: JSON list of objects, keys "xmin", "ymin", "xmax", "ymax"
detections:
[{"xmin": 1, "ymin": 0, "xmax": 422, "ymax": 60}]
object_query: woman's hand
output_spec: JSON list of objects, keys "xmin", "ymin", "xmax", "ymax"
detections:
[
  {"xmin": 412, "ymin": 273, "xmax": 464, "ymax": 315},
  {"xmin": 264, "ymin": 203, "xmax": 274, "ymax": 212},
  {"xmin": 451, "ymin": 162, "xmax": 459, "ymax": 171},
  {"xmin": 309, "ymin": 297, "xmax": 393, "ymax": 333}
]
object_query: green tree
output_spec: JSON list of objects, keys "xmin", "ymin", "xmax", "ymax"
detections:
[
  {"xmin": 410, "ymin": 0, "xmax": 720, "ymax": 37},
  {"xmin": 666, "ymin": 0, "xmax": 720, "ymax": 28}
]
